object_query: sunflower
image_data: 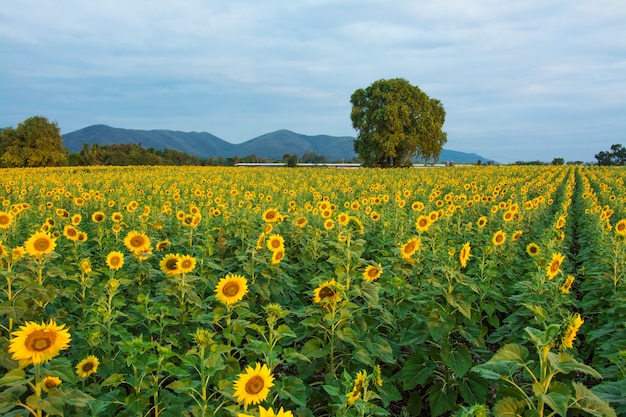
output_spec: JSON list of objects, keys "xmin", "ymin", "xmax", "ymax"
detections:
[
  {"xmin": 347, "ymin": 370, "xmax": 367, "ymax": 405},
  {"xmin": 492, "ymin": 230, "xmax": 506, "ymax": 246},
  {"xmin": 233, "ymin": 362, "xmax": 275, "ymax": 407},
  {"xmin": 294, "ymin": 217, "xmax": 308, "ymax": 228},
  {"xmin": 106, "ymin": 251, "xmax": 124, "ymax": 271},
  {"xmin": 271, "ymin": 248, "xmax": 285, "ymax": 265},
  {"xmin": 79, "ymin": 259, "xmax": 92, "ymax": 274},
  {"xmin": 546, "ymin": 252, "xmax": 565, "ymax": 280},
  {"xmin": 477, "ymin": 216, "xmax": 488, "ymax": 228},
  {"xmin": 560, "ymin": 275, "xmax": 575, "ymax": 294},
  {"xmin": 262, "ymin": 208, "xmax": 280, "ymax": 223},
  {"xmin": 266, "ymin": 234, "xmax": 285, "ymax": 252},
  {"xmin": 526, "ymin": 242, "xmax": 540, "ymax": 256},
  {"xmin": 0, "ymin": 242, "xmax": 6, "ymax": 258},
  {"xmin": 111, "ymin": 212, "xmax": 123, "ymax": 223},
  {"xmin": 9, "ymin": 320, "xmax": 71, "ymax": 365},
  {"xmin": 363, "ymin": 264, "xmax": 382, "ymax": 282},
  {"xmin": 400, "ymin": 238, "xmax": 421, "ymax": 260},
  {"xmin": 337, "ymin": 212, "xmax": 350, "ymax": 226},
  {"xmin": 177, "ymin": 255, "xmax": 196, "ymax": 273},
  {"xmin": 323, "ymin": 219, "xmax": 335, "ymax": 230},
  {"xmin": 215, "ymin": 274, "xmax": 249, "ymax": 305},
  {"xmin": 12, "ymin": 246, "xmax": 25, "ymax": 262},
  {"xmin": 155, "ymin": 239, "xmax": 170, "ymax": 252},
  {"xmin": 0, "ymin": 211, "xmax": 13, "ymax": 229},
  {"xmin": 76, "ymin": 355, "xmax": 99, "ymax": 378},
  {"xmin": 561, "ymin": 313, "xmax": 584, "ymax": 349},
  {"xmin": 71, "ymin": 214, "xmax": 82, "ymax": 226},
  {"xmin": 502, "ymin": 211, "xmax": 514, "ymax": 222},
  {"xmin": 41, "ymin": 376, "xmax": 62, "ymax": 392},
  {"xmin": 91, "ymin": 211, "xmax": 106, "ymax": 223},
  {"xmin": 459, "ymin": 242, "xmax": 471, "ymax": 268},
  {"xmin": 63, "ymin": 225, "xmax": 80, "ymax": 241},
  {"xmin": 160, "ymin": 253, "xmax": 182, "ymax": 276},
  {"xmin": 415, "ymin": 215, "xmax": 431, "ymax": 232},
  {"xmin": 24, "ymin": 231, "xmax": 57, "ymax": 258},
  {"xmin": 124, "ymin": 231, "xmax": 151, "ymax": 254},
  {"xmin": 512, "ymin": 230, "xmax": 523, "ymax": 241},
  {"xmin": 313, "ymin": 279, "xmax": 342, "ymax": 304},
  {"xmin": 615, "ymin": 219, "xmax": 626, "ymax": 236},
  {"xmin": 243, "ymin": 406, "xmax": 294, "ymax": 417}
]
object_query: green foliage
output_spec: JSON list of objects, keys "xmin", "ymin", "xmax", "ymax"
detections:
[
  {"xmin": 350, "ymin": 78, "xmax": 447, "ymax": 167},
  {"xmin": 595, "ymin": 144, "xmax": 626, "ymax": 166},
  {"xmin": 0, "ymin": 116, "xmax": 68, "ymax": 167}
]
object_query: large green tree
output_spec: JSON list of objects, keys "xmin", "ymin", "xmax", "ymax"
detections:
[
  {"xmin": 0, "ymin": 116, "xmax": 68, "ymax": 167},
  {"xmin": 595, "ymin": 144, "xmax": 625, "ymax": 166},
  {"xmin": 351, "ymin": 78, "xmax": 447, "ymax": 167}
]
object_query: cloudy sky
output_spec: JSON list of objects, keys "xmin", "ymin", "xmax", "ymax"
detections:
[{"xmin": 1, "ymin": 0, "xmax": 624, "ymax": 162}]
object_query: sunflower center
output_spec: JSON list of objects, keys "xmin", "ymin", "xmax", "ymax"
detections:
[
  {"xmin": 418, "ymin": 219, "xmax": 428, "ymax": 227},
  {"xmin": 34, "ymin": 238, "xmax": 51, "ymax": 251},
  {"xmin": 180, "ymin": 260, "xmax": 192, "ymax": 269},
  {"xmin": 44, "ymin": 379, "xmax": 59, "ymax": 389},
  {"xmin": 319, "ymin": 286, "xmax": 335, "ymax": 299},
  {"xmin": 244, "ymin": 375, "xmax": 265, "ymax": 395},
  {"xmin": 367, "ymin": 268, "xmax": 379, "ymax": 278},
  {"xmin": 270, "ymin": 240, "xmax": 281, "ymax": 249},
  {"xmin": 549, "ymin": 262, "xmax": 559, "ymax": 273},
  {"xmin": 130, "ymin": 236, "xmax": 145, "ymax": 248},
  {"xmin": 82, "ymin": 362, "xmax": 95, "ymax": 372},
  {"xmin": 166, "ymin": 259, "xmax": 178, "ymax": 270},
  {"xmin": 110, "ymin": 257, "xmax": 121, "ymax": 266},
  {"xmin": 265, "ymin": 212, "xmax": 276, "ymax": 220},
  {"xmin": 0, "ymin": 215, "xmax": 9, "ymax": 225},
  {"xmin": 25, "ymin": 331, "xmax": 54, "ymax": 352},
  {"xmin": 95, "ymin": 214, "xmax": 104, "ymax": 221},
  {"xmin": 618, "ymin": 223, "xmax": 625, "ymax": 232},
  {"xmin": 223, "ymin": 282, "xmax": 240, "ymax": 297},
  {"xmin": 67, "ymin": 228, "xmax": 77, "ymax": 236},
  {"xmin": 404, "ymin": 242, "xmax": 416, "ymax": 253}
]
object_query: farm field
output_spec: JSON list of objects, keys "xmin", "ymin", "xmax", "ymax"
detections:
[{"xmin": 0, "ymin": 165, "xmax": 624, "ymax": 417}]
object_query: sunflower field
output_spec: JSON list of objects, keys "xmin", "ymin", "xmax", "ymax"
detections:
[{"xmin": 0, "ymin": 165, "xmax": 624, "ymax": 417}]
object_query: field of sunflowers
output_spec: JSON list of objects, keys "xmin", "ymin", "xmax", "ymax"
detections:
[{"xmin": 0, "ymin": 164, "xmax": 624, "ymax": 417}]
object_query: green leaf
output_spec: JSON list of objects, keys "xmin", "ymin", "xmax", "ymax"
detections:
[
  {"xmin": 274, "ymin": 324, "xmax": 296, "ymax": 339},
  {"xmin": 166, "ymin": 378, "xmax": 194, "ymax": 393},
  {"xmin": 46, "ymin": 357, "xmax": 76, "ymax": 384},
  {"xmin": 400, "ymin": 353, "xmax": 436, "ymax": 390},
  {"xmin": 490, "ymin": 344, "xmax": 529, "ymax": 364},
  {"xmin": 592, "ymin": 380, "xmax": 626, "ymax": 405},
  {"xmin": 428, "ymin": 382, "xmax": 457, "ymax": 417},
  {"xmin": 441, "ymin": 344, "xmax": 473, "ymax": 377},
  {"xmin": 100, "ymin": 373, "xmax": 125, "ymax": 387},
  {"xmin": 523, "ymin": 303, "xmax": 548, "ymax": 322},
  {"xmin": 493, "ymin": 397, "xmax": 527, "ymax": 416},
  {"xmin": 551, "ymin": 352, "xmax": 602, "ymax": 379},
  {"xmin": 0, "ymin": 369, "xmax": 25, "ymax": 387},
  {"xmin": 571, "ymin": 381, "xmax": 617, "ymax": 417},
  {"xmin": 458, "ymin": 373, "xmax": 488, "ymax": 405},
  {"xmin": 426, "ymin": 311, "xmax": 455, "ymax": 341},
  {"xmin": 277, "ymin": 376, "xmax": 307, "ymax": 407},
  {"xmin": 539, "ymin": 391, "xmax": 569, "ymax": 417}
]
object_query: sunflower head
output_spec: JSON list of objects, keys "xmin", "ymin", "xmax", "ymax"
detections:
[
  {"xmin": 615, "ymin": 219, "xmax": 626, "ymax": 237},
  {"xmin": 546, "ymin": 252, "xmax": 565, "ymax": 280},
  {"xmin": 160, "ymin": 254, "xmax": 182, "ymax": 276},
  {"xmin": 0, "ymin": 211, "xmax": 13, "ymax": 229},
  {"xmin": 41, "ymin": 376, "xmax": 62, "ymax": 392},
  {"xmin": 363, "ymin": 265, "xmax": 382, "ymax": 282},
  {"xmin": 271, "ymin": 248, "xmax": 285, "ymax": 265},
  {"xmin": 124, "ymin": 231, "xmax": 151, "ymax": 254},
  {"xmin": 176, "ymin": 255, "xmax": 196, "ymax": 273},
  {"xmin": 266, "ymin": 234, "xmax": 285, "ymax": 252},
  {"xmin": 215, "ymin": 274, "xmax": 249, "ymax": 305},
  {"xmin": 24, "ymin": 231, "xmax": 57, "ymax": 258},
  {"xmin": 106, "ymin": 251, "xmax": 125, "ymax": 271},
  {"xmin": 9, "ymin": 320, "xmax": 71, "ymax": 365},
  {"xmin": 400, "ymin": 238, "xmax": 421, "ymax": 260},
  {"xmin": 415, "ymin": 215, "xmax": 431, "ymax": 232},
  {"xmin": 313, "ymin": 279, "xmax": 343, "ymax": 304},
  {"xmin": 233, "ymin": 362, "xmax": 275, "ymax": 407},
  {"xmin": 459, "ymin": 242, "xmax": 472, "ymax": 268},
  {"xmin": 492, "ymin": 230, "xmax": 506, "ymax": 246},
  {"xmin": 76, "ymin": 355, "xmax": 99, "ymax": 378},
  {"xmin": 262, "ymin": 208, "xmax": 280, "ymax": 223},
  {"xmin": 91, "ymin": 211, "xmax": 106, "ymax": 223},
  {"xmin": 526, "ymin": 242, "xmax": 540, "ymax": 256}
]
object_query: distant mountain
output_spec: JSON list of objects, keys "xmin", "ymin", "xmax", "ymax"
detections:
[{"xmin": 63, "ymin": 125, "xmax": 493, "ymax": 163}]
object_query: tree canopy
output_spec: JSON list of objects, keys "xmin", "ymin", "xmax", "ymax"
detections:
[
  {"xmin": 595, "ymin": 144, "xmax": 625, "ymax": 166},
  {"xmin": 350, "ymin": 78, "xmax": 447, "ymax": 167},
  {"xmin": 0, "ymin": 116, "xmax": 68, "ymax": 167}
]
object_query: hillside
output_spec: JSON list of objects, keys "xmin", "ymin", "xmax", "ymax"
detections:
[{"xmin": 63, "ymin": 125, "xmax": 493, "ymax": 163}]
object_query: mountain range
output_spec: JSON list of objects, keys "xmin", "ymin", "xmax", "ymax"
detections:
[{"xmin": 62, "ymin": 125, "xmax": 492, "ymax": 163}]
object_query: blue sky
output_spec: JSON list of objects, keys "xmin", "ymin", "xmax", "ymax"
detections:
[{"xmin": 1, "ymin": 0, "xmax": 624, "ymax": 163}]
